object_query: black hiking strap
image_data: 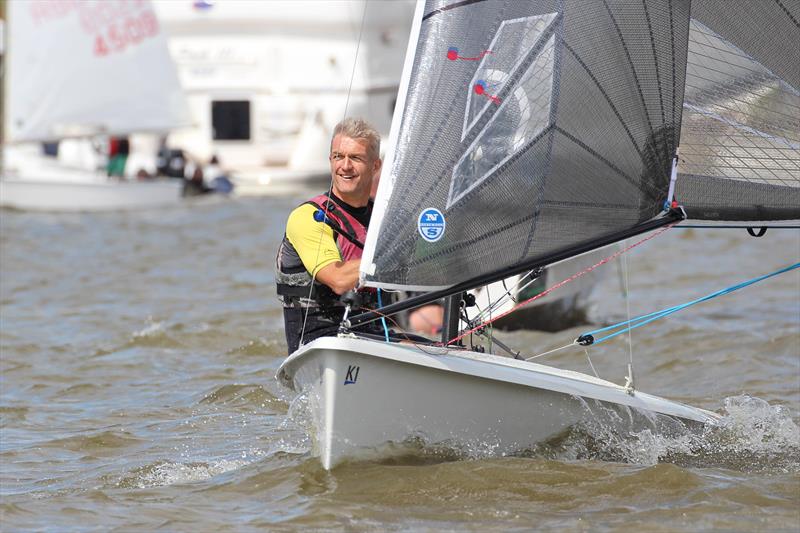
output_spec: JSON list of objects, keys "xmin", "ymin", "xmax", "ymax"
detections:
[
  {"xmin": 277, "ymin": 284, "xmax": 312, "ymax": 297},
  {"xmin": 277, "ymin": 284, "xmax": 335, "ymax": 299},
  {"xmin": 277, "ymin": 281, "xmax": 341, "ymax": 308}
]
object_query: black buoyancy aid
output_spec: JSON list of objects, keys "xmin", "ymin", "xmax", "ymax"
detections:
[{"xmin": 275, "ymin": 193, "xmax": 372, "ymax": 311}]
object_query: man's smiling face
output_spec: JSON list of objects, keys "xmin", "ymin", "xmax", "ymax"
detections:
[{"xmin": 329, "ymin": 134, "xmax": 381, "ymax": 207}]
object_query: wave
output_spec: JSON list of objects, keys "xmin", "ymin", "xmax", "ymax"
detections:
[
  {"xmin": 115, "ymin": 459, "xmax": 251, "ymax": 489},
  {"xmin": 199, "ymin": 383, "xmax": 287, "ymax": 413},
  {"xmin": 39, "ymin": 430, "xmax": 145, "ymax": 454},
  {"xmin": 533, "ymin": 395, "xmax": 799, "ymax": 472}
]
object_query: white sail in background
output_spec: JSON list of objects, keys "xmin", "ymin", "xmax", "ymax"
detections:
[{"xmin": 5, "ymin": 0, "xmax": 191, "ymax": 142}]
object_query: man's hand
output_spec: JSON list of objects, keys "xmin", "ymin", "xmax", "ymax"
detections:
[{"xmin": 315, "ymin": 259, "xmax": 361, "ymax": 295}]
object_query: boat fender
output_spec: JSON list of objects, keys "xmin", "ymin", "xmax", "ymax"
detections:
[{"xmin": 576, "ymin": 334, "xmax": 594, "ymax": 346}]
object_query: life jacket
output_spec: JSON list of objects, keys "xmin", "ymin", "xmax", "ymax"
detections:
[{"xmin": 275, "ymin": 193, "xmax": 374, "ymax": 313}]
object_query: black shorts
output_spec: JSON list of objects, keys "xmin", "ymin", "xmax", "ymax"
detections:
[
  {"xmin": 282, "ymin": 307, "xmax": 437, "ymax": 355},
  {"xmin": 283, "ymin": 308, "xmax": 337, "ymax": 355}
]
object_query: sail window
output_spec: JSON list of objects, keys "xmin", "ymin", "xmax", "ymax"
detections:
[
  {"xmin": 449, "ymin": 32, "xmax": 556, "ymax": 208},
  {"xmin": 212, "ymin": 100, "xmax": 251, "ymax": 141},
  {"xmin": 462, "ymin": 13, "xmax": 558, "ymax": 141}
]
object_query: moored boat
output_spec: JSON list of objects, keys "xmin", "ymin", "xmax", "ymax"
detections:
[
  {"xmin": 0, "ymin": 0, "xmax": 193, "ymax": 212},
  {"xmin": 0, "ymin": 177, "xmax": 182, "ymax": 212}
]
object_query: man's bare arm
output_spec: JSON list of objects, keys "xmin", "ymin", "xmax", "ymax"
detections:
[{"xmin": 314, "ymin": 259, "xmax": 361, "ymax": 295}]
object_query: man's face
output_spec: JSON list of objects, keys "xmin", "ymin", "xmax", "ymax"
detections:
[{"xmin": 329, "ymin": 134, "xmax": 381, "ymax": 205}]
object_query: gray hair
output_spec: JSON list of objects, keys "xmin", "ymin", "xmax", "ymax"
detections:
[{"xmin": 331, "ymin": 117, "xmax": 381, "ymax": 160}]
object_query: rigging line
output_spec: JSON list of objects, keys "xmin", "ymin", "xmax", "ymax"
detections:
[
  {"xmin": 299, "ymin": 0, "xmax": 369, "ymax": 348},
  {"xmin": 445, "ymin": 224, "xmax": 677, "ymax": 347},
  {"xmin": 355, "ymin": 305, "xmax": 438, "ymax": 346},
  {"xmin": 585, "ymin": 348, "xmax": 600, "ymax": 379},
  {"xmin": 471, "ymin": 296, "xmax": 493, "ymax": 353},
  {"xmin": 484, "ymin": 287, "xmax": 492, "ymax": 353},
  {"xmin": 580, "ymin": 262, "xmax": 800, "ymax": 345},
  {"xmin": 475, "ymin": 275, "xmax": 515, "ymax": 322},
  {"xmin": 349, "ymin": 211, "xmax": 684, "ymax": 328},
  {"xmin": 377, "ymin": 289, "xmax": 390, "ymax": 342},
  {"xmin": 475, "ymin": 269, "xmax": 540, "ymax": 322},
  {"xmin": 621, "ymin": 239, "xmax": 634, "ymax": 378},
  {"xmin": 477, "ymin": 270, "xmax": 520, "ymax": 319},
  {"xmin": 502, "ymin": 278, "xmax": 515, "ymax": 302},
  {"xmin": 525, "ymin": 341, "xmax": 577, "ymax": 361}
]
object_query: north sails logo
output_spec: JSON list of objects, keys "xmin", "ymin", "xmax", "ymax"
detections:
[
  {"xmin": 344, "ymin": 365, "xmax": 360, "ymax": 385},
  {"xmin": 418, "ymin": 208, "xmax": 446, "ymax": 242}
]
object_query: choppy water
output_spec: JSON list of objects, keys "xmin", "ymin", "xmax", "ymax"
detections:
[{"xmin": 1, "ymin": 195, "xmax": 798, "ymax": 531}]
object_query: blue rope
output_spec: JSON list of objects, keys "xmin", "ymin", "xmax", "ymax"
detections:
[
  {"xmin": 377, "ymin": 288, "xmax": 390, "ymax": 343},
  {"xmin": 581, "ymin": 262, "xmax": 800, "ymax": 345}
]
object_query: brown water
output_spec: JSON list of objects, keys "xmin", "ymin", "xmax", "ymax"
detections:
[{"xmin": 1, "ymin": 195, "xmax": 798, "ymax": 531}]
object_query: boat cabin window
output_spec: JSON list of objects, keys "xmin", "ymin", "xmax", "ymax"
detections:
[{"xmin": 211, "ymin": 100, "xmax": 251, "ymax": 141}]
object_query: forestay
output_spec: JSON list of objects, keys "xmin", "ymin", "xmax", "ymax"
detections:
[
  {"xmin": 361, "ymin": 0, "xmax": 799, "ymax": 292},
  {"xmin": 5, "ymin": 0, "xmax": 191, "ymax": 142}
]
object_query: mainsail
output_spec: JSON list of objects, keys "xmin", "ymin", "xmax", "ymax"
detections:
[
  {"xmin": 360, "ymin": 0, "xmax": 799, "ymax": 293},
  {"xmin": 4, "ymin": 0, "xmax": 191, "ymax": 142}
]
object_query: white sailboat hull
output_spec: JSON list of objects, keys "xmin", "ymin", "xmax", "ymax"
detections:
[
  {"xmin": 0, "ymin": 178, "xmax": 182, "ymax": 212},
  {"xmin": 278, "ymin": 336, "xmax": 718, "ymax": 469}
]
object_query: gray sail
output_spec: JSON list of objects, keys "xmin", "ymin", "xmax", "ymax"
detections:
[
  {"xmin": 676, "ymin": 1, "xmax": 800, "ymax": 221},
  {"xmin": 362, "ymin": 0, "xmax": 692, "ymax": 290}
]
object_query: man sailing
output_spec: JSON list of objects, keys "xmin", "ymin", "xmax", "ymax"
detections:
[{"xmin": 276, "ymin": 118, "xmax": 383, "ymax": 354}]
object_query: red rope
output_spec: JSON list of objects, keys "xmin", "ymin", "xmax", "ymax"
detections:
[{"xmin": 444, "ymin": 224, "xmax": 676, "ymax": 346}]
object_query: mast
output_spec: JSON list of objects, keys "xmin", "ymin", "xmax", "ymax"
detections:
[
  {"xmin": 350, "ymin": 209, "xmax": 684, "ymax": 328},
  {"xmin": 441, "ymin": 294, "xmax": 462, "ymax": 344}
]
